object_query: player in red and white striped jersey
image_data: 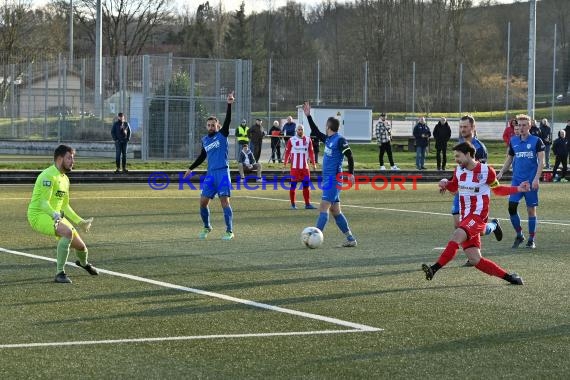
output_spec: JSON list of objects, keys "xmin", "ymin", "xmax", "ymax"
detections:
[
  {"xmin": 283, "ymin": 124, "xmax": 317, "ymax": 209},
  {"xmin": 422, "ymin": 141, "xmax": 529, "ymax": 285}
]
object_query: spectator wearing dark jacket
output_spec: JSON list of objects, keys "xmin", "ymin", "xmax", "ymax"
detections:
[
  {"xmin": 552, "ymin": 130, "xmax": 568, "ymax": 182},
  {"xmin": 269, "ymin": 120, "xmax": 283, "ymax": 163},
  {"xmin": 248, "ymin": 119, "xmax": 265, "ymax": 162},
  {"xmin": 564, "ymin": 120, "xmax": 570, "ymax": 163},
  {"xmin": 529, "ymin": 120, "xmax": 540, "ymax": 137},
  {"xmin": 413, "ymin": 117, "xmax": 431, "ymax": 170},
  {"xmin": 282, "ymin": 116, "xmax": 296, "ymax": 145},
  {"xmin": 433, "ymin": 117, "xmax": 452, "ymax": 170},
  {"xmin": 111, "ymin": 112, "xmax": 131, "ymax": 173},
  {"xmin": 539, "ymin": 118, "xmax": 552, "ymax": 168},
  {"xmin": 237, "ymin": 143, "xmax": 262, "ymax": 181}
]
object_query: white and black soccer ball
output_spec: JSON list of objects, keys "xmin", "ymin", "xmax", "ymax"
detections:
[{"xmin": 301, "ymin": 227, "xmax": 324, "ymax": 249}]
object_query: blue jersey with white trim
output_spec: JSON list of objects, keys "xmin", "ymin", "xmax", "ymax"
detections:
[
  {"xmin": 323, "ymin": 133, "xmax": 350, "ymax": 177},
  {"xmin": 202, "ymin": 132, "xmax": 229, "ymax": 171},
  {"xmin": 509, "ymin": 135, "xmax": 545, "ymax": 182}
]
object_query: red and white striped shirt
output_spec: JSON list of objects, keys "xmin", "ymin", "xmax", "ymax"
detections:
[
  {"xmin": 284, "ymin": 135, "xmax": 315, "ymax": 170},
  {"xmin": 448, "ymin": 162, "xmax": 496, "ymax": 221}
]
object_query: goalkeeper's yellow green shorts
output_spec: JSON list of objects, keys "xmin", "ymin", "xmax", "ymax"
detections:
[{"xmin": 28, "ymin": 213, "xmax": 75, "ymax": 238}]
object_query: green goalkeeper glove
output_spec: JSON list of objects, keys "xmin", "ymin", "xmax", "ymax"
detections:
[{"xmin": 78, "ymin": 217, "xmax": 94, "ymax": 233}]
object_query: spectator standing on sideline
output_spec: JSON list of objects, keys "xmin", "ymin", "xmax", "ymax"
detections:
[
  {"xmin": 111, "ymin": 112, "xmax": 131, "ymax": 173},
  {"xmin": 503, "ymin": 118, "xmax": 517, "ymax": 146},
  {"xmin": 235, "ymin": 119, "xmax": 250, "ymax": 147},
  {"xmin": 269, "ymin": 120, "xmax": 283, "ymax": 163},
  {"xmin": 27, "ymin": 145, "xmax": 98, "ymax": 283},
  {"xmin": 539, "ymin": 118, "xmax": 552, "ymax": 169},
  {"xmin": 529, "ymin": 119, "xmax": 540, "ymax": 137},
  {"xmin": 413, "ymin": 117, "xmax": 431, "ymax": 170},
  {"xmin": 375, "ymin": 113, "xmax": 399, "ymax": 170},
  {"xmin": 563, "ymin": 120, "xmax": 570, "ymax": 165},
  {"xmin": 282, "ymin": 116, "xmax": 296, "ymax": 144},
  {"xmin": 497, "ymin": 114, "xmax": 545, "ymax": 250},
  {"xmin": 433, "ymin": 117, "xmax": 452, "ymax": 171},
  {"xmin": 248, "ymin": 118, "xmax": 265, "ymax": 162},
  {"xmin": 552, "ymin": 130, "xmax": 568, "ymax": 182}
]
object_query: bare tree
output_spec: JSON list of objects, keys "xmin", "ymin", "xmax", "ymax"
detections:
[{"xmin": 71, "ymin": 0, "xmax": 174, "ymax": 57}]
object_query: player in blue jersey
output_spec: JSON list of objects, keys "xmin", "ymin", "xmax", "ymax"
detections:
[
  {"xmin": 450, "ymin": 115, "xmax": 503, "ymax": 266},
  {"xmin": 303, "ymin": 101, "xmax": 357, "ymax": 247},
  {"xmin": 497, "ymin": 114, "xmax": 545, "ymax": 249},
  {"xmin": 184, "ymin": 92, "xmax": 235, "ymax": 240}
]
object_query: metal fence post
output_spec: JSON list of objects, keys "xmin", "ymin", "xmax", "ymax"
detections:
[
  {"xmin": 551, "ymin": 24, "xmax": 557, "ymax": 128},
  {"xmin": 142, "ymin": 55, "xmax": 150, "ymax": 161},
  {"xmin": 505, "ymin": 21, "xmax": 511, "ymax": 123},
  {"xmin": 268, "ymin": 57, "xmax": 272, "ymax": 124},
  {"xmin": 363, "ymin": 61, "xmax": 368, "ymax": 107},
  {"xmin": 164, "ymin": 53, "xmax": 172, "ymax": 159},
  {"xmin": 412, "ymin": 61, "xmax": 416, "ymax": 115},
  {"xmin": 27, "ymin": 63, "xmax": 32, "ymax": 135},
  {"xmin": 80, "ymin": 58, "xmax": 85, "ymax": 128},
  {"xmin": 317, "ymin": 60, "xmax": 321, "ymax": 105},
  {"xmin": 459, "ymin": 63, "xmax": 463, "ymax": 115},
  {"xmin": 10, "ymin": 64, "xmax": 15, "ymax": 137},
  {"xmin": 188, "ymin": 59, "xmax": 196, "ymax": 160},
  {"xmin": 44, "ymin": 62, "xmax": 48, "ymax": 139}
]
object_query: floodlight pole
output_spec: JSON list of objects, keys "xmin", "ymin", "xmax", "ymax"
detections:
[
  {"xmin": 94, "ymin": 0, "xmax": 102, "ymax": 119},
  {"xmin": 527, "ymin": 0, "xmax": 537, "ymax": 118},
  {"xmin": 69, "ymin": 0, "xmax": 74, "ymax": 68}
]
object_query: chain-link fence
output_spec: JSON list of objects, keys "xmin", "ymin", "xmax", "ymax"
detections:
[
  {"xmin": 1, "ymin": 30, "xmax": 568, "ymax": 157},
  {"xmin": 0, "ymin": 55, "xmax": 252, "ymax": 160}
]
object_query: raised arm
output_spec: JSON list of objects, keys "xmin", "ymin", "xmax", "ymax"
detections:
[
  {"xmin": 303, "ymin": 101, "xmax": 327, "ymax": 143},
  {"xmin": 220, "ymin": 91, "xmax": 235, "ymax": 137}
]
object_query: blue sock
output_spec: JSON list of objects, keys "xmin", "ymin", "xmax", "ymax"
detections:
[
  {"xmin": 223, "ymin": 206, "xmax": 233, "ymax": 233},
  {"xmin": 510, "ymin": 214, "xmax": 523, "ymax": 237},
  {"xmin": 316, "ymin": 212, "xmax": 329, "ymax": 232},
  {"xmin": 334, "ymin": 213, "xmax": 352, "ymax": 238},
  {"xmin": 528, "ymin": 216, "xmax": 537, "ymax": 240},
  {"xmin": 200, "ymin": 207, "xmax": 210, "ymax": 228},
  {"xmin": 484, "ymin": 222, "xmax": 496, "ymax": 235}
]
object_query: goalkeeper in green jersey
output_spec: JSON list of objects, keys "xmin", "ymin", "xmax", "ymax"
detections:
[{"xmin": 27, "ymin": 145, "xmax": 98, "ymax": 283}]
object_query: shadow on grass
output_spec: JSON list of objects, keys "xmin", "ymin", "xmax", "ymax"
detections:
[
  {"xmin": 316, "ymin": 323, "xmax": 570, "ymax": 363},
  {"xmin": 38, "ymin": 283, "xmax": 494, "ymax": 325}
]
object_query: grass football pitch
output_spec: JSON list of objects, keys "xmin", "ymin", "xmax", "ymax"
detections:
[{"xmin": 0, "ymin": 183, "xmax": 568, "ymax": 379}]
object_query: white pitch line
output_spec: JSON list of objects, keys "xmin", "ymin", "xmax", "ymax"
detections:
[
  {"xmin": 0, "ymin": 329, "xmax": 361, "ymax": 349},
  {"xmin": 0, "ymin": 247, "xmax": 381, "ymax": 333}
]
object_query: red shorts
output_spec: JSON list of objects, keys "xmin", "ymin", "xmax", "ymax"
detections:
[
  {"xmin": 458, "ymin": 214, "xmax": 486, "ymax": 249},
  {"xmin": 290, "ymin": 168, "xmax": 311, "ymax": 182}
]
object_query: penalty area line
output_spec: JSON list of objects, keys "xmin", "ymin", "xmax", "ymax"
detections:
[
  {"xmin": 0, "ymin": 247, "xmax": 382, "ymax": 335},
  {"xmin": 0, "ymin": 329, "xmax": 362, "ymax": 349}
]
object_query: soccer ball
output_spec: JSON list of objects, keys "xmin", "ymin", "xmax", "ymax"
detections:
[{"xmin": 301, "ymin": 227, "xmax": 324, "ymax": 249}]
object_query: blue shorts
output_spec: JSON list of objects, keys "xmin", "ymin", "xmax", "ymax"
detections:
[
  {"xmin": 451, "ymin": 193, "xmax": 460, "ymax": 215},
  {"xmin": 509, "ymin": 190, "xmax": 539, "ymax": 207},
  {"xmin": 201, "ymin": 169, "xmax": 231, "ymax": 199},
  {"xmin": 320, "ymin": 175, "xmax": 341, "ymax": 203}
]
